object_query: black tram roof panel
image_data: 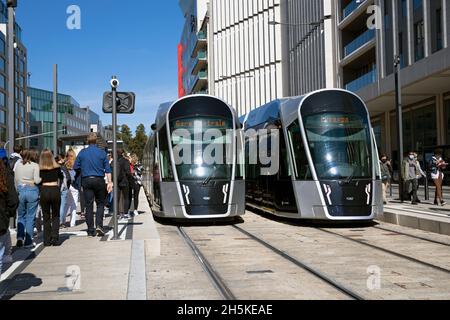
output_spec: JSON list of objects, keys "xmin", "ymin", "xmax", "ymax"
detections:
[
  {"xmin": 153, "ymin": 94, "xmax": 239, "ymax": 132},
  {"xmin": 242, "ymin": 89, "xmax": 369, "ymax": 129}
]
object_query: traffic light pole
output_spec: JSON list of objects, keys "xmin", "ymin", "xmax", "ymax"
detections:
[{"xmin": 111, "ymin": 79, "xmax": 119, "ymax": 240}]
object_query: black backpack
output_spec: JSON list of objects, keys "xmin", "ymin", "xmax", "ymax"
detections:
[{"xmin": 9, "ymin": 156, "xmax": 20, "ymax": 172}]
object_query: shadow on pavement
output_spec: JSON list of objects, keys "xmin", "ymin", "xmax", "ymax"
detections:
[
  {"xmin": 246, "ymin": 207, "xmax": 378, "ymax": 229},
  {"xmin": 154, "ymin": 216, "xmax": 245, "ymax": 228},
  {"xmin": 0, "ymin": 273, "xmax": 43, "ymax": 300}
]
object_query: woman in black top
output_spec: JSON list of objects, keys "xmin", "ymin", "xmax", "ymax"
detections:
[{"xmin": 39, "ymin": 149, "xmax": 63, "ymax": 246}]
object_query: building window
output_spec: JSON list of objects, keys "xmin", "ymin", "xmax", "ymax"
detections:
[
  {"xmin": 414, "ymin": 21, "xmax": 425, "ymax": 61},
  {"xmin": 435, "ymin": 9, "xmax": 443, "ymax": 52},
  {"xmin": 0, "ymin": 38, "xmax": 4, "ymax": 55},
  {"xmin": 0, "ymin": 109, "xmax": 5, "ymax": 124},
  {"xmin": 0, "ymin": 92, "xmax": 5, "ymax": 108},
  {"xmin": 0, "ymin": 74, "xmax": 5, "ymax": 90},
  {"xmin": 413, "ymin": 0, "xmax": 422, "ymax": 10}
]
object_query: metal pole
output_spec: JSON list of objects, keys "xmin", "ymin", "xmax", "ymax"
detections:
[
  {"xmin": 7, "ymin": 5, "xmax": 15, "ymax": 155},
  {"xmin": 53, "ymin": 64, "xmax": 58, "ymax": 154},
  {"xmin": 112, "ymin": 79, "xmax": 119, "ymax": 240},
  {"xmin": 395, "ymin": 56, "xmax": 404, "ymax": 202}
]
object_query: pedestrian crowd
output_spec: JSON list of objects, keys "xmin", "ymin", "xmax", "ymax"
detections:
[
  {"xmin": 379, "ymin": 150, "xmax": 448, "ymax": 206},
  {"xmin": 0, "ymin": 133, "xmax": 143, "ymax": 277}
]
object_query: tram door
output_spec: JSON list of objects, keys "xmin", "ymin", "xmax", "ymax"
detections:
[
  {"xmin": 153, "ymin": 135, "xmax": 162, "ymax": 208},
  {"xmin": 273, "ymin": 129, "xmax": 297, "ymax": 212}
]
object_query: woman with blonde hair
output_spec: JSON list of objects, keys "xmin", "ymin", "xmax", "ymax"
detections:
[
  {"xmin": 63, "ymin": 149, "xmax": 79, "ymax": 228},
  {"xmin": 14, "ymin": 149, "xmax": 41, "ymax": 248},
  {"xmin": 39, "ymin": 149, "xmax": 63, "ymax": 246}
]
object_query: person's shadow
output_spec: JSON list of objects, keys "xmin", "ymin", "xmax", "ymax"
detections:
[{"xmin": 0, "ymin": 273, "xmax": 43, "ymax": 300}]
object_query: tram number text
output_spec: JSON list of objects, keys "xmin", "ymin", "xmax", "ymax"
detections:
[{"xmin": 221, "ymin": 304, "xmax": 273, "ymax": 316}]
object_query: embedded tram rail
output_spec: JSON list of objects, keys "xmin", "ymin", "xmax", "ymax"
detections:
[
  {"xmin": 316, "ymin": 228, "xmax": 450, "ymax": 275},
  {"xmin": 177, "ymin": 226, "xmax": 236, "ymax": 300},
  {"xmin": 177, "ymin": 224, "xmax": 364, "ymax": 300}
]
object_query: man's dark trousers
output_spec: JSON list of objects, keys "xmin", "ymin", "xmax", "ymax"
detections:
[{"xmin": 82, "ymin": 177, "xmax": 106, "ymax": 234}]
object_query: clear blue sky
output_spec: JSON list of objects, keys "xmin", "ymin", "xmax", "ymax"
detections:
[{"xmin": 16, "ymin": 0, "xmax": 184, "ymax": 134}]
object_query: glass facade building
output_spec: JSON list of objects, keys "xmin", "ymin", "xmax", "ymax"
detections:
[
  {"xmin": 179, "ymin": 0, "xmax": 209, "ymax": 96},
  {"xmin": 28, "ymin": 87, "xmax": 89, "ymax": 151},
  {"xmin": 0, "ymin": 0, "xmax": 28, "ymax": 145}
]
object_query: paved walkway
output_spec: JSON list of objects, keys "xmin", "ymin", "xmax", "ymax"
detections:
[
  {"xmin": 0, "ymin": 191, "xmax": 160, "ymax": 300},
  {"xmin": 380, "ymin": 184, "xmax": 450, "ymax": 236}
]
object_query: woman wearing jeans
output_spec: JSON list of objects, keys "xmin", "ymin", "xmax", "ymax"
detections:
[
  {"xmin": 39, "ymin": 150, "xmax": 63, "ymax": 247},
  {"xmin": 14, "ymin": 149, "xmax": 41, "ymax": 248}
]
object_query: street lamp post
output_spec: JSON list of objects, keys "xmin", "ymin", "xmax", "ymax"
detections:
[
  {"xmin": 394, "ymin": 55, "xmax": 404, "ymax": 202},
  {"xmin": 7, "ymin": 0, "xmax": 17, "ymax": 155}
]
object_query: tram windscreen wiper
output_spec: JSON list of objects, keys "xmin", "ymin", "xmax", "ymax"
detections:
[
  {"xmin": 345, "ymin": 164, "xmax": 357, "ymax": 184},
  {"xmin": 202, "ymin": 166, "xmax": 216, "ymax": 186}
]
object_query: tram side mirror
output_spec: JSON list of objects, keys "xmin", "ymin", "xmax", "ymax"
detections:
[{"xmin": 151, "ymin": 123, "xmax": 157, "ymax": 131}]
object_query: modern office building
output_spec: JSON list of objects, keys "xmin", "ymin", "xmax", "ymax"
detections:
[
  {"xmin": 0, "ymin": 0, "xmax": 28, "ymax": 146},
  {"xmin": 28, "ymin": 87, "xmax": 91, "ymax": 151},
  {"xmin": 179, "ymin": 0, "xmax": 210, "ymax": 96},
  {"xmin": 208, "ymin": 0, "xmax": 335, "ymax": 116},
  {"xmin": 332, "ymin": 0, "xmax": 450, "ymax": 162},
  {"xmin": 196, "ymin": 0, "xmax": 450, "ymax": 162}
]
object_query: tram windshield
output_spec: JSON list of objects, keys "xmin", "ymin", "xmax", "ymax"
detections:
[
  {"xmin": 304, "ymin": 113, "xmax": 373, "ymax": 180},
  {"xmin": 170, "ymin": 116, "xmax": 233, "ymax": 181}
]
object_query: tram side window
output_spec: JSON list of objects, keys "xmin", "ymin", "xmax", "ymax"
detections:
[
  {"xmin": 158, "ymin": 126, "xmax": 174, "ymax": 182},
  {"xmin": 235, "ymin": 131, "xmax": 245, "ymax": 180},
  {"xmin": 287, "ymin": 121, "xmax": 312, "ymax": 181},
  {"xmin": 245, "ymin": 134, "xmax": 259, "ymax": 180}
]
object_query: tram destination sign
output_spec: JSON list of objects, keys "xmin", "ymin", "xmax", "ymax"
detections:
[{"xmin": 102, "ymin": 92, "xmax": 136, "ymax": 114}]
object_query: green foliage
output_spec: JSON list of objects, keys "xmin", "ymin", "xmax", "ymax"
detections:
[{"xmin": 118, "ymin": 123, "xmax": 148, "ymax": 161}]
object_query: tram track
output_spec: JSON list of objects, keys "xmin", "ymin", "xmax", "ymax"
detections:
[
  {"xmin": 177, "ymin": 226, "xmax": 236, "ymax": 300},
  {"xmin": 317, "ymin": 228, "xmax": 450, "ymax": 275},
  {"xmin": 231, "ymin": 225, "xmax": 365, "ymax": 300},
  {"xmin": 246, "ymin": 206, "xmax": 450, "ymax": 275},
  {"xmin": 178, "ymin": 224, "xmax": 364, "ymax": 300},
  {"xmin": 372, "ymin": 225, "xmax": 450, "ymax": 247}
]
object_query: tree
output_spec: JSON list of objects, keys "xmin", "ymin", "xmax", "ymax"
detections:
[
  {"xmin": 131, "ymin": 124, "xmax": 148, "ymax": 160},
  {"xmin": 118, "ymin": 124, "xmax": 133, "ymax": 150}
]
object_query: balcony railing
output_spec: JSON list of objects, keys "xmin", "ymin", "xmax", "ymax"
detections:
[
  {"xmin": 342, "ymin": 0, "xmax": 366, "ymax": 19},
  {"xmin": 191, "ymin": 50, "xmax": 208, "ymax": 75},
  {"xmin": 345, "ymin": 68, "xmax": 377, "ymax": 92},
  {"xmin": 344, "ymin": 28, "xmax": 375, "ymax": 57}
]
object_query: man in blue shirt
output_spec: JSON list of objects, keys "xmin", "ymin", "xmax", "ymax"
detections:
[{"xmin": 74, "ymin": 133, "xmax": 113, "ymax": 237}]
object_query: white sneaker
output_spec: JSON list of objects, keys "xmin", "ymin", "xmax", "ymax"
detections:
[
  {"xmin": 3, "ymin": 255, "xmax": 13, "ymax": 264},
  {"xmin": 24, "ymin": 242, "xmax": 36, "ymax": 249},
  {"xmin": 134, "ymin": 210, "xmax": 139, "ymax": 216}
]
